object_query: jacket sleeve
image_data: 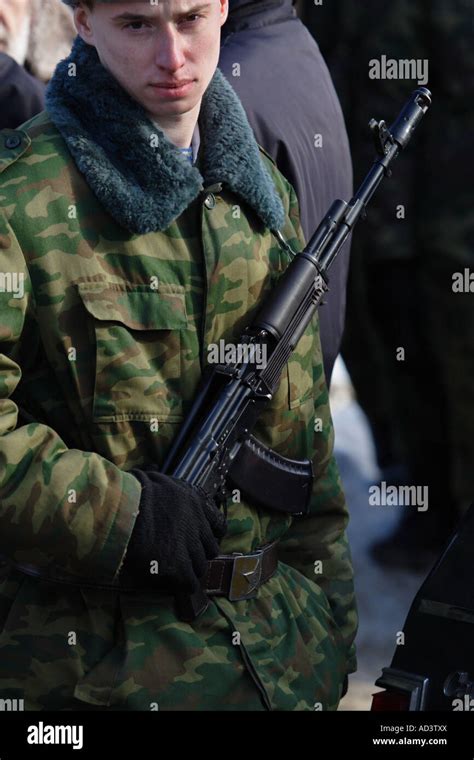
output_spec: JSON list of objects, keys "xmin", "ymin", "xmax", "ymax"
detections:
[
  {"xmin": 0, "ymin": 212, "xmax": 141, "ymax": 582},
  {"xmin": 274, "ymin": 177, "xmax": 358, "ymax": 674}
]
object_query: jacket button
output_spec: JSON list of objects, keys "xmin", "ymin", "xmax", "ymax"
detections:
[
  {"xmin": 204, "ymin": 193, "xmax": 216, "ymax": 209},
  {"xmin": 5, "ymin": 134, "xmax": 21, "ymax": 150}
]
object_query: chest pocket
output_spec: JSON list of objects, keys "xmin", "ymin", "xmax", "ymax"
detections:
[{"xmin": 77, "ymin": 282, "xmax": 188, "ymax": 423}]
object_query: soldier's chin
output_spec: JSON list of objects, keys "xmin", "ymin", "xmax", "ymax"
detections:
[
  {"xmin": 145, "ymin": 92, "xmax": 198, "ymax": 118},
  {"xmin": 148, "ymin": 103, "xmax": 193, "ymax": 122}
]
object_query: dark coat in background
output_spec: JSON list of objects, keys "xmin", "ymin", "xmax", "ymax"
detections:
[
  {"xmin": 219, "ymin": 0, "xmax": 353, "ymax": 383},
  {"xmin": 0, "ymin": 53, "xmax": 45, "ymax": 130},
  {"xmin": 303, "ymin": 0, "xmax": 474, "ymax": 557}
]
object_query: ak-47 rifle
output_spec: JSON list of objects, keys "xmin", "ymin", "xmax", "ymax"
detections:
[{"xmin": 162, "ymin": 88, "xmax": 432, "ymax": 619}]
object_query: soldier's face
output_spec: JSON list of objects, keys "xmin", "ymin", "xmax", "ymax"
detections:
[
  {"xmin": 0, "ymin": 0, "xmax": 31, "ymax": 64},
  {"xmin": 74, "ymin": 0, "xmax": 228, "ymax": 122}
]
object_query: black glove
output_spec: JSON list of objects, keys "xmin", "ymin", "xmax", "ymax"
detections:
[{"xmin": 119, "ymin": 465, "xmax": 227, "ymax": 593}]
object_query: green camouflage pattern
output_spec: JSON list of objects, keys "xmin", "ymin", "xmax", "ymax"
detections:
[{"xmin": 0, "ymin": 110, "xmax": 357, "ymax": 710}]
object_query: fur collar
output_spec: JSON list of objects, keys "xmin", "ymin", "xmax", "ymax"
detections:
[{"xmin": 45, "ymin": 36, "xmax": 285, "ymax": 235}]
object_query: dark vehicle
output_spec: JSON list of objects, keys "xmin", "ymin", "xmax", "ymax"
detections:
[{"xmin": 373, "ymin": 503, "xmax": 474, "ymax": 711}]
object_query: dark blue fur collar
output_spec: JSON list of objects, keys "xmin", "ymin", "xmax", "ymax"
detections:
[{"xmin": 45, "ymin": 36, "xmax": 285, "ymax": 235}]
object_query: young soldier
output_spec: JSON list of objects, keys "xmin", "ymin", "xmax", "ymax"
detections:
[{"xmin": 0, "ymin": 0, "xmax": 357, "ymax": 710}]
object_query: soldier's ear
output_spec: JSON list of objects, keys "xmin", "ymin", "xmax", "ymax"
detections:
[
  {"xmin": 73, "ymin": 5, "xmax": 95, "ymax": 45},
  {"xmin": 219, "ymin": 0, "xmax": 229, "ymax": 26}
]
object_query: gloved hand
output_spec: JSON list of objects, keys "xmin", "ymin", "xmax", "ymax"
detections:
[{"xmin": 118, "ymin": 465, "xmax": 227, "ymax": 593}]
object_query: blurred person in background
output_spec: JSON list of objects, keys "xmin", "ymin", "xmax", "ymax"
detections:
[
  {"xmin": 219, "ymin": 0, "xmax": 353, "ymax": 385},
  {"xmin": 0, "ymin": 0, "xmax": 74, "ymax": 82},
  {"xmin": 302, "ymin": 0, "xmax": 474, "ymax": 569},
  {"xmin": 0, "ymin": 0, "xmax": 75, "ymax": 127},
  {"xmin": 26, "ymin": 0, "xmax": 76, "ymax": 82},
  {"xmin": 0, "ymin": 0, "xmax": 45, "ymax": 127},
  {"xmin": 0, "ymin": 0, "xmax": 32, "ymax": 64},
  {"xmin": 0, "ymin": 51, "xmax": 44, "ymax": 128}
]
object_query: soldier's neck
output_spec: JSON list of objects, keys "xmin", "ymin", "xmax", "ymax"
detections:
[{"xmin": 150, "ymin": 101, "xmax": 201, "ymax": 149}]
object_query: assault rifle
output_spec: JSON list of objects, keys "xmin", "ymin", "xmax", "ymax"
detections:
[{"xmin": 162, "ymin": 88, "xmax": 432, "ymax": 619}]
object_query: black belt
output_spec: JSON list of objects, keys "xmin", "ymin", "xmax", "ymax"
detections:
[
  {"xmin": 175, "ymin": 541, "xmax": 280, "ymax": 621},
  {"xmin": 1, "ymin": 541, "xmax": 279, "ymax": 604},
  {"xmin": 204, "ymin": 540, "xmax": 279, "ymax": 598}
]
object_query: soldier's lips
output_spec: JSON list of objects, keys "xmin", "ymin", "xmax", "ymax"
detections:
[{"xmin": 149, "ymin": 81, "xmax": 195, "ymax": 99}]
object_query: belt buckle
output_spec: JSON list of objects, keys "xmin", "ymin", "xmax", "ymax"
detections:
[{"xmin": 228, "ymin": 550, "xmax": 263, "ymax": 601}]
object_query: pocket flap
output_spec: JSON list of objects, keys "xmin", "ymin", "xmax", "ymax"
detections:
[{"xmin": 77, "ymin": 283, "xmax": 188, "ymax": 330}]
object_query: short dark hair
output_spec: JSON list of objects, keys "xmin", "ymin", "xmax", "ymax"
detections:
[{"xmin": 72, "ymin": 0, "xmax": 95, "ymax": 8}]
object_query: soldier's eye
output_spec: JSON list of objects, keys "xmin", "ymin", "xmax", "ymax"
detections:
[
  {"xmin": 124, "ymin": 22, "xmax": 151, "ymax": 31},
  {"xmin": 179, "ymin": 14, "xmax": 203, "ymax": 26}
]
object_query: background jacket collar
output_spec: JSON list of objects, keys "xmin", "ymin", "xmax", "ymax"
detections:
[{"xmin": 223, "ymin": 0, "xmax": 295, "ymax": 37}]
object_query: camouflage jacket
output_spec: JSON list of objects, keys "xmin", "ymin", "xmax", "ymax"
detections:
[{"xmin": 0, "ymin": 37, "xmax": 357, "ymax": 711}]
